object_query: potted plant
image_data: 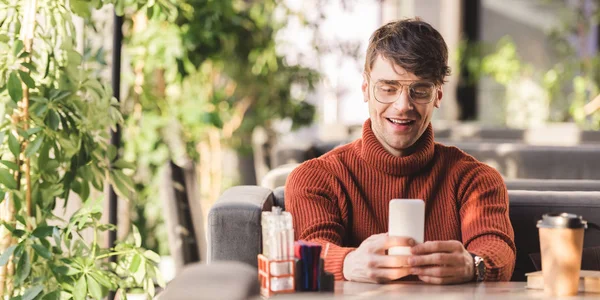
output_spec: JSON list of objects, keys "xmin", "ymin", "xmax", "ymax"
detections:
[{"xmin": 0, "ymin": 0, "xmax": 162, "ymax": 298}]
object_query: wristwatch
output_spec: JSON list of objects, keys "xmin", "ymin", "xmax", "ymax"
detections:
[{"xmin": 470, "ymin": 253, "xmax": 486, "ymax": 282}]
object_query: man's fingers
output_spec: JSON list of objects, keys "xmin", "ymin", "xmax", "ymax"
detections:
[
  {"xmin": 418, "ymin": 275, "xmax": 464, "ymax": 285},
  {"xmin": 366, "ymin": 267, "xmax": 412, "ymax": 283},
  {"xmin": 418, "ymin": 275, "xmax": 445, "ymax": 285},
  {"xmin": 408, "ymin": 253, "xmax": 462, "ymax": 267},
  {"xmin": 385, "ymin": 236, "xmax": 416, "ymax": 249},
  {"xmin": 367, "ymin": 254, "xmax": 410, "ymax": 268},
  {"xmin": 366, "ymin": 236, "xmax": 415, "ymax": 253},
  {"xmin": 411, "ymin": 266, "xmax": 457, "ymax": 277},
  {"xmin": 410, "ymin": 240, "xmax": 463, "ymax": 255}
]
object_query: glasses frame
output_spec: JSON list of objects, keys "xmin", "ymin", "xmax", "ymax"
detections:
[{"xmin": 368, "ymin": 77, "xmax": 438, "ymax": 105}]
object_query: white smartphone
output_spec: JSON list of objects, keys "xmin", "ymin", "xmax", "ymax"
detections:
[{"xmin": 388, "ymin": 199, "xmax": 425, "ymax": 255}]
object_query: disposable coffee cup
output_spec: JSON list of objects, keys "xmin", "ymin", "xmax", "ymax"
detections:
[{"xmin": 537, "ymin": 213, "xmax": 587, "ymax": 296}]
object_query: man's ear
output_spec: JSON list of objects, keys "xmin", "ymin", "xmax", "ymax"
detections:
[
  {"xmin": 434, "ymin": 86, "xmax": 443, "ymax": 108},
  {"xmin": 362, "ymin": 73, "xmax": 369, "ymax": 103}
]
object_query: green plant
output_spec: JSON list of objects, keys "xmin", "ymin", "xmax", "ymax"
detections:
[
  {"xmin": 0, "ymin": 0, "xmax": 161, "ymax": 298},
  {"xmin": 120, "ymin": 0, "xmax": 327, "ymax": 252},
  {"xmin": 458, "ymin": 1, "xmax": 600, "ymax": 129}
]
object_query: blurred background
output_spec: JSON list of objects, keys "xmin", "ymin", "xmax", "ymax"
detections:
[
  {"xmin": 112, "ymin": 0, "xmax": 600, "ymax": 280},
  {"xmin": 4, "ymin": 0, "xmax": 600, "ymax": 294}
]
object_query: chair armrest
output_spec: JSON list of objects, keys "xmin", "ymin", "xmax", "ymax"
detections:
[
  {"xmin": 158, "ymin": 261, "xmax": 259, "ymax": 300},
  {"xmin": 207, "ymin": 186, "xmax": 274, "ymax": 267}
]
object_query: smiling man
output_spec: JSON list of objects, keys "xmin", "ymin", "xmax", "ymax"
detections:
[{"xmin": 285, "ymin": 18, "xmax": 516, "ymax": 284}]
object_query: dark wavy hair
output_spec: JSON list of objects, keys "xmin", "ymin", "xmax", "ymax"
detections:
[{"xmin": 364, "ymin": 18, "xmax": 451, "ymax": 85}]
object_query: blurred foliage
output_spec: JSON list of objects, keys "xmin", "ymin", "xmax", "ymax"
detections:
[
  {"xmin": 0, "ymin": 0, "xmax": 161, "ymax": 299},
  {"xmin": 120, "ymin": 0, "xmax": 326, "ymax": 255},
  {"xmin": 457, "ymin": 0, "xmax": 600, "ymax": 129}
]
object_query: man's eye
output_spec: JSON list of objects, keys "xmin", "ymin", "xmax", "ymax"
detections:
[{"xmin": 381, "ymin": 87, "xmax": 397, "ymax": 93}]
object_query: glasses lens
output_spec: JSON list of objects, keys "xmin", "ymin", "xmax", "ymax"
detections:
[
  {"xmin": 409, "ymin": 82, "xmax": 435, "ymax": 103},
  {"xmin": 374, "ymin": 82, "xmax": 400, "ymax": 103}
]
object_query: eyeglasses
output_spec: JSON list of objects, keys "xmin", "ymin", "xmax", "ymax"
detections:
[{"xmin": 369, "ymin": 78, "xmax": 437, "ymax": 104}]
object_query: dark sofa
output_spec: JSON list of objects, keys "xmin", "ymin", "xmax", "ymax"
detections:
[{"xmin": 207, "ymin": 186, "xmax": 600, "ymax": 281}]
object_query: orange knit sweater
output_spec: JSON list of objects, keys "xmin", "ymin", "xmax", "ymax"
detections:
[{"xmin": 285, "ymin": 119, "xmax": 516, "ymax": 281}]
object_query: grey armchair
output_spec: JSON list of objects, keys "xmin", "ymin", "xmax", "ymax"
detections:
[{"xmin": 207, "ymin": 185, "xmax": 600, "ymax": 281}]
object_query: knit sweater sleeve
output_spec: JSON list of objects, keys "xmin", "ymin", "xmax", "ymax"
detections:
[
  {"xmin": 457, "ymin": 163, "xmax": 516, "ymax": 281},
  {"xmin": 285, "ymin": 161, "xmax": 355, "ymax": 280}
]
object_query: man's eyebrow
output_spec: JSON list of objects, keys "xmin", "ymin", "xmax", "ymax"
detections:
[{"xmin": 377, "ymin": 79, "xmax": 422, "ymax": 84}]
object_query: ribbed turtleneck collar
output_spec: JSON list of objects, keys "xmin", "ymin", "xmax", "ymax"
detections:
[{"xmin": 357, "ymin": 119, "xmax": 435, "ymax": 176}]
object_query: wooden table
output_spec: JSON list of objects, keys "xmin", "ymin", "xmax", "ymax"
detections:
[{"xmin": 261, "ymin": 281, "xmax": 600, "ymax": 299}]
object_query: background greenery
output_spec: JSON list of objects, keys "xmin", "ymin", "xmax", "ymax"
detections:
[
  {"xmin": 119, "ymin": 0, "xmax": 327, "ymax": 255},
  {"xmin": 458, "ymin": 0, "xmax": 600, "ymax": 129},
  {"xmin": 0, "ymin": 0, "xmax": 161, "ymax": 299}
]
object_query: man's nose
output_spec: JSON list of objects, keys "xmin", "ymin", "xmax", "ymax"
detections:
[{"xmin": 392, "ymin": 87, "xmax": 413, "ymax": 111}]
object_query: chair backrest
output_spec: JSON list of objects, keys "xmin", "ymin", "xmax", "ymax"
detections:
[
  {"xmin": 272, "ymin": 189, "xmax": 600, "ymax": 281},
  {"xmin": 508, "ymin": 190, "xmax": 600, "ymax": 280},
  {"xmin": 448, "ymin": 142, "xmax": 600, "ymax": 179},
  {"xmin": 505, "ymin": 179, "xmax": 600, "ymax": 191}
]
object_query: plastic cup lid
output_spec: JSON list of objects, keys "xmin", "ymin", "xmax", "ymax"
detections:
[{"xmin": 537, "ymin": 213, "xmax": 588, "ymax": 229}]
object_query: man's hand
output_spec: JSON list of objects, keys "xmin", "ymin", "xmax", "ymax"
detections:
[
  {"xmin": 343, "ymin": 233, "xmax": 415, "ymax": 283},
  {"xmin": 409, "ymin": 240, "xmax": 475, "ymax": 284}
]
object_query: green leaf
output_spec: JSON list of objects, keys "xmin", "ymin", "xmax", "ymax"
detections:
[
  {"xmin": 33, "ymin": 103, "xmax": 48, "ymax": 116},
  {"xmin": 18, "ymin": 70, "xmax": 35, "ymax": 89},
  {"xmin": 43, "ymin": 160, "xmax": 59, "ymax": 171},
  {"xmin": 109, "ymin": 174, "xmax": 130, "ymax": 199},
  {"xmin": 133, "ymin": 258, "xmax": 146, "ymax": 284},
  {"xmin": 73, "ymin": 275, "xmax": 87, "ymax": 300},
  {"xmin": 113, "ymin": 170, "xmax": 134, "ymax": 191},
  {"xmin": 0, "ymin": 169, "xmax": 17, "ymax": 190},
  {"xmin": 21, "ymin": 62, "xmax": 36, "ymax": 72},
  {"xmin": 129, "ymin": 253, "xmax": 141, "ymax": 273},
  {"xmin": 18, "ymin": 51, "xmax": 29, "ymax": 59},
  {"xmin": 53, "ymin": 227, "xmax": 61, "ymax": 248},
  {"xmin": 89, "ymin": 272, "xmax": 114, "ymax": 289},
  {"xmin": 107, "ymin": 145, "xmax": 117, "ymax": 161},
  {"xmin": 32, "ymin": 244, "xmax": 52, "ymax": 259},
  {"xmin": 43, "ymin": 52, "xmax": 50, "ymax": 78},
  {"xmin": 40, "ymin": 290, "xmax": 60, "ymax": 300},
  {"xmin": 26, "ymin": 127, "xmax": 42, "ymax": 136},
  {"xmin": 143, "ymin": 250, "xmax": 160, "ymax": 263},
  {"xmin": 16, "ymin": 215, "xmax": 26, "ymax": 227},
  {"xmin": 53, "ymin": 265, "xmax": 80, "ymax": 276},
  {"xmin": 8, "ymin": 71, "xmax": 23, "ymax": 103},
  {"xmin": 132, "ymin": 225, "xmax": 142, "ymax": 248},
  {"xmin": 80, "ymin": 181, "xmax": 90, "ymax": 201},
  {"xmin": 86, "ymin": 275, "xmax": 102, "ymax": 300},
  {"xmin": 8, "ymin": 132, "xmax": 20, "ymax": 157},
  {"xmin": 22, "ymin": 285, "xmax": 43, "ymax": 300},
  {"xmin": 13, "ymin": 40, "xmax": 23, "ymax": 56},
  {"xmin": 14, "ymin": 250, "xmax": 31, "ymax": 286},
  {"xmin": 0, "ymin": 245, "xmax": 17, "ymax": 266},
  {"xmin": 46, "ymin": 110, "xmax": 60, "ymax": 130},
  {"xmin": 17, "ymin": 128, "xmax": 29, "ymax": 139},
  {"xmin": 0, "ymin": 160, "xmax": 18, "ymax": 171},
  {"xmin": 52, "ymin": 91, "xmax": 71, "ymax": 102},
  {"xmin": 153, "ymin": 265, "xmax": 166, "ymax": 287},
  {"xmin": 25, "ymin": 135, "xmax": 44, "ymax": 158},
  {"xmin": 32, "ymin": 225, "xmax": 55, "ymax": 238},
  {"xmin": 113, "ymin": 159, "xmax": 135, "ymax": 170}
]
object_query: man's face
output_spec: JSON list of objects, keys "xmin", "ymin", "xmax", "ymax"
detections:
[{"xmin": 361, "ymin": 55, "xmax": 442, "ymax": 156}]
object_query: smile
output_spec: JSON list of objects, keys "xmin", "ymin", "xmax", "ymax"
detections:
[{"xmin": 387, "ymin": 118, "xmax": 415, "ymax": 125}]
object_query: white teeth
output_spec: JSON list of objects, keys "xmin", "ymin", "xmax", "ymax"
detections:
[{"xmin": 389, "ymin": 118, "xmax": 412, "ymax": 124}]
